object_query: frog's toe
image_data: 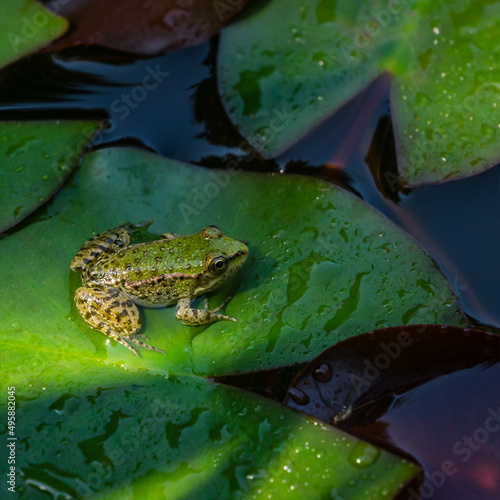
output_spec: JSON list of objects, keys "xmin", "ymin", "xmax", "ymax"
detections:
[
  {"xmin": 105, "ymin": 332, "xmax": 140, "ymax": 356},
  {"xmin": 213, "ymin": 296, "xmax": 232, "ymax": 313},
  {"xmin": 129, "ymin": 337, "xmax": 166, "ymax": 355},
  {"xmin": 126, "ymin": 220, "xmax": 153, "ymax": 230},
  {"xmin": 218, "ymin": 314, "xmax": 237, "ymax": 322}
]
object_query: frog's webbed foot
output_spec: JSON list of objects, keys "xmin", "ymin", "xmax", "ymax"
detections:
[
  {"xmin": 201, "ymin": 296, "xmax": 232, "ymax": 312},
  {"xmin": 70, "ymin": 221, "xmax": 153, "ymax": 272},
  {"xmin": 212, "ymin": 296, "xmax": 233, "ymax": 313},
  {"xmin": 176, "ymin": 297, "xmax": 237, "ymax": 326},
  {"xmin": 75, "ymin": 284, "xmax": 165, "ymax": 355}
]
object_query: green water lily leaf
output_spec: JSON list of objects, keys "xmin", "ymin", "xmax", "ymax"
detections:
[
  {"xmin": 0, "ymin": 147, "xmax": 465, "ymax": 380},
  {"xmin": 0, "ymin": 0, "xmax": 67, "ymax": 69},
  {"xmin": 218, "ymin": 0, "xmax": 500, "ymax": 186},
  {"xmin": 1, "ymin": 367, "xmax": 418, "ymax": 498},
  {"xmin": 0, "ymin": 121, "xmax": 101, "ymax": 233}
]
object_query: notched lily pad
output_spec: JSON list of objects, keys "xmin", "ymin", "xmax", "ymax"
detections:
[
  {"xmin": 218, "ymin": 0, "xmax": 500, "ymax": 186},
  {"xmin": 0, "ymin": 147, "xmax": 466, "ymax": 380},
  {"xmin": 0, "ymin": 0, "xmax": 67, "ymax": 69},
  {"xmin": 44, "ymin": 0, "xmax": 251, "ymax": 55},
  {"xmin": 0, "ymin": 120, "xmax": 101, "ymax": 233},
  {"xmin": 285, "ymin": 325, "xmax": 500, "ymax": 499}
]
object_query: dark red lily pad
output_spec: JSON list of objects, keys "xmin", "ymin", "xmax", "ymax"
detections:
[
  {"xmin": 43, "ymin": 0, "xmax": 251, "ymax": 55},
  {"xmin": 285, "ymin": 325, "xmax": 500, "ymax": 500}
]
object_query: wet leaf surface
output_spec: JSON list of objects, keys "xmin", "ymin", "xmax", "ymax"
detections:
[
  {"xmin": 0, "ymin": 0, "xmax": 67, "ymax": 69},
  {"xmin": 0, "ymin": 143, "xmax": 434, "ymax": 496},
  {"xmin": 285, "ymin": 324, "xmax": 500, "ymax": 499},
  {"xmin": 1, "ymin": 368, "xmax": 418, "ymax": 498},
  {"xmin": 0, "ymin": 120, "xmax": 100, "ymax": 233},
  {"xmin": 43, "ymin": 0, "xmax": 251, "ymax": 55},
  {"xmin": 0, "ymin": 147, "xmax": 466, "ymax": 379},
  {"xmin": 218, "ymin": 0, "xmax": 500, "ymax": 186}
]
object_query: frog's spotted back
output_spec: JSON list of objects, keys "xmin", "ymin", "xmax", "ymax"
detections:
[{"xmin": 70, "ymin": 222, "xmax": 249, "ymax": 355}]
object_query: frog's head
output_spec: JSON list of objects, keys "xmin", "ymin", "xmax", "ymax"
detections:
[{"xmin": 195, "ymin": 226, "xmax": 249, "ymax": 294}]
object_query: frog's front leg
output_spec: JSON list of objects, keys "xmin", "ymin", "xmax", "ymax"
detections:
[
  {"xmin": 70, "ymin": 221, "xmax": 152, "ymax": 271},
  {"xmin": 175, "ymin": 297, "xmax": 237, "ymax": 326},
  {"xmin": 75, "ymin": 284, "xmax": 166, "ymax": 356}
]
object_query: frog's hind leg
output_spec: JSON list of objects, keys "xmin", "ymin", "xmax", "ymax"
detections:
[
  {"xmin": 70, "ymin": 221, "xmax": 152, "ymax": 271},
  {"xmin": 75, "ymin": 284, "xmax": 165, "ymax": 356},
  {"xmin": 176, "ymin": 297, "xmax": 237, "ymax": 326}
]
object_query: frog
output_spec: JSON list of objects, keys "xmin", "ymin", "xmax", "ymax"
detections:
[{"xmin": 70, "ymin": 222, "xmax": 249, "ymax": 356}]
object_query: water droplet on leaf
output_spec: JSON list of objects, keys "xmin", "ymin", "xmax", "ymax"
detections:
[{"xmin": 348, "ymin": 441, "xmax": 381, "ymax": 469}]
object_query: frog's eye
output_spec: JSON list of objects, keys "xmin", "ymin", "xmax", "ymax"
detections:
[
  {"xmin": 202, "ymin": 226, "xmax": 223, "ymax": 239},
  {"xmin": 208, "ymin": 255, "xmax": 228, "ymax": 275}
]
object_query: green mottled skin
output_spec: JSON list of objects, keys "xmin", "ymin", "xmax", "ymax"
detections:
[{"xmin": 70, "ymin": 223, "xmax": 248, "ymax": 356}]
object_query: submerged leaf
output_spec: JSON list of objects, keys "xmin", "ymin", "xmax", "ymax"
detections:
[
  {"xmin": 0, "ymin": 147, "xmax": 465, "ymax": 380},
  {"xmin": 44, "ymin": 0, "xmax": 251, "ymax": 55},
  {"xmin": 0, "ymin": 0, "xmax": 67, "ymax": 69},
  {"xmin": 0, "ymin": 121, "xmax": 101, "ymax": 233},
  {"xmin": 218, "ymin": 0, "xmax": 500, "ymax": 186}
]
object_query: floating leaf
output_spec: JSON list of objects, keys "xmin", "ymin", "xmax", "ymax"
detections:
[
  {"xmin": 284, "ymin": 325, "xmax": 500, "ymax": 499},
  {"xmin": 0, "ymin": 120, "xmax": 101, "ymax": 233},
  {"xmin": 0, "ymin": 0, "xmax": 67, "ymax": 69},
  {"xmin": 44, "ymin": 0, "xmax": 251, "ymax": 55},
  {"xmin": 218, "ymin": 0, "xmax": 500, "ymax": 186},
  {"xmin": 1, "ymin": 366, "xmax": 418, "ymax": 498},
  {"xmin": 0, "ymin": 147, "xmax": 465, "ymax": 380}
]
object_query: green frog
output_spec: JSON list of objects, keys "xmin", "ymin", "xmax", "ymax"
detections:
[{"xmin": 70, "ymin": 222, "xmax": 249, "ymax": 356}]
